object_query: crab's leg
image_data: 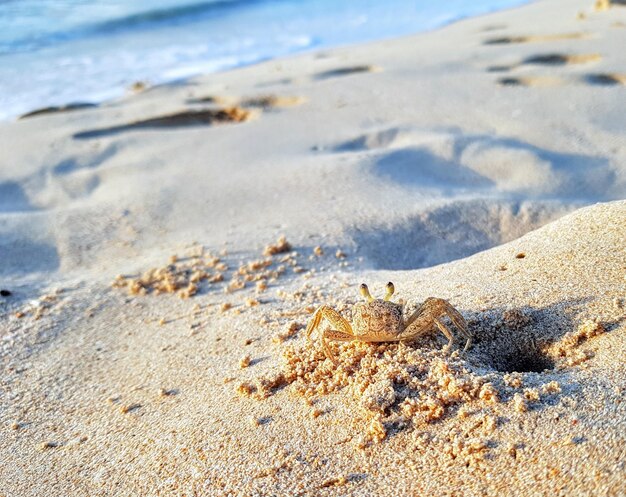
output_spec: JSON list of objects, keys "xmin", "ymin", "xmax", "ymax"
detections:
[
  {"xmin": 434, "ymin": 318, "xmax": 455, "ymax": 352},
  {"xmin": 402, "ymin": 301, "xmax": 427, "ymax": 331},
  {"xmin": 322, "ymin": 329, "xmax": 355, "ymax": 365},
  {"xmin": 305, "ymin": 306, "xmax": 354, "ymax": 364},
  {"xmin": 444, "ymin": 304, "xmax": 472, "ymax": 352},
  {"xmin": 306, "ymin": 305, "xmax": 352, "ymax": 338},
  {"xmin": 456, "ymin": 321, "xmax": 472, "ymax": 353},
  {"xmin": 305, "ymin": 305, "xmax": 325, "ymax": 339}
]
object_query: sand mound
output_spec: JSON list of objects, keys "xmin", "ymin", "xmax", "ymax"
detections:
[
  {"xmin": 235, "ymin": 200, "xmax": 625, "ymax": 472},
  {"xmin": 349, "ymin": 199, "xmax": 576, "ymax": 269}
]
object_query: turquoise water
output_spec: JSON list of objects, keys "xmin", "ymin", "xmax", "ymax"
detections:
[{"xmin": 0, "ymin": 0, "xmax": 527, "ymax": 120}]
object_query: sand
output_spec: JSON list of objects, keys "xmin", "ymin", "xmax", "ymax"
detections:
[{"xmin": 1, "ymin": 0, "xmax": 625, "ymax": 495}]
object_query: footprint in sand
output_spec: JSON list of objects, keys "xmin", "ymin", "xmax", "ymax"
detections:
[
  {"xmin": 488, "ymin": 53, "xmax": 602, "ymax": 72},
  {"xmin": 330, "ymin": 127, "xmax": 616, "ymax": 200},
  {"xmin": 186, "ymin": 95, "xmax": 228, "ymax": 105},
  {"xmin": 583, "ymin": 73, "xmax": 626, "ymax": 85},
  {"xmin": 312, "ymin": 65, "xmax": 379, "ymax": 80},
  {"xmin": 19, "ymin": 102, "xmax": 97, "ymax": 120},
  {"xmin": 73, "ymin": 107, "xmax": 250, "ymax": 139},
  {"xmin": 594, "ymin": 0, "xmax": 626, "ymax": 11},
  {"xmin": 498, "ymin": 73, "xmax": 626, "ymax": 87},
  {"xmin": 522, "ymin": 53, "xmax": 602, "ymax": 65},
  {"xmin": 239, "ymin": 95, "xmax": 305, "ymax": 109},
  {"xmin": 480, "ymin": 24, "xmax": 508, "ymax": 32},
  {"xmin": 485, "ymin": 30, "xmax": 625, "ymax": 88},
  {"xmin": 483, "ymin": 32, "xmax": 587, "ymax": 45},
  {"xmin": 0, "ymin": 181, "xmax": 37, "ymax": 213},
  {"xmin": 497, "ymin": 76, "xmax": 565, "ymax": 87},
  {"xmin": 187, "ymin": 94, "xmax": 305, "ymax": 110},
  {"xmin": 483, "ymin": 31, "xmax": 600, "ymax": 88},
  {"xmin": 252, "ymin": 64, "xmax": 380, "ymax": 86},
  {"xmin": 72, "ymin": 91, "xmax": 306, "ymax": 139}
]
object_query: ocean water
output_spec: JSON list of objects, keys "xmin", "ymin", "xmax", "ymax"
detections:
[{"xmin": 0, "ymin": 0, "xmax": 526, "ymax": 120}]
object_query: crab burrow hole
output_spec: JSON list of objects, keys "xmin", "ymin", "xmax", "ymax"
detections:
[
  {"xmin": 483, "ymin": 342, "xmax": 555, "ymax": 373},
  {"xmin": 470, "ymin": 308, "xmax": 558, "ymax": 374}
]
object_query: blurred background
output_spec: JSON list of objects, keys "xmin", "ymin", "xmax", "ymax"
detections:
[{"xmin": 0, "ymin": 0, "xmax": 525, "ymax": 120}]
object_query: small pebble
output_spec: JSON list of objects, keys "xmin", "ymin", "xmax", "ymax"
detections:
[
  {"xmin": 119, "ymin": 403, "xmax": 141, "ymax": 414},
  {"xmin": 40, "ymin": 441, "xmax": 60, "ymax": 450},
  {"xmin": 239, "ymin": 355, "xmax": 252, "ymax": 368},
  {"xmin": 311, "ymin": 408, "xmax": 323, "ymax": 418}
]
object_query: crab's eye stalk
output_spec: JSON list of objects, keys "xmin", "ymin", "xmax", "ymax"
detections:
[
  {"xmin": 384, "ymin": 282, "xmax": 395, "ymax": 301},
  {"xmin": 360, "ymin": 283, "xmax": 374, "ymax": 302}
]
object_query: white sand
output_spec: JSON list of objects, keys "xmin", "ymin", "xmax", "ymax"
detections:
[{"xmin": 1, "ymin": 0, "xmax": 625, "ymax": 495}]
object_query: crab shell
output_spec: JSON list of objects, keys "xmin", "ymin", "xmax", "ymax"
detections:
[{"xmin": 352, "ymin": 299, "xmax": 404, "ymax": 339}]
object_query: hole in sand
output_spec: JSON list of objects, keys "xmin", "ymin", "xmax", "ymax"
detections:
[
  {"xmin": 468, "ymin": 302, "xmax": 601, "ymax": 374},
  {"xmin": 495, "ymin": 347, "xmax": 556, "ymax": 373},
  {"xmin": 470, "ymin": 307, "xmax": 560, "ymax": 373}
]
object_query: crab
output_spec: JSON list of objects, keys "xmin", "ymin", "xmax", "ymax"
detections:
[{"xmin": 305, "ymin": 282, "xmax": 472, "ymax": 365}]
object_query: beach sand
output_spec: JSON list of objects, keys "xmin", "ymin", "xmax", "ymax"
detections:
[{"xmin": 1, "ymin": 0, "xmax": 625, "ymax": 495}]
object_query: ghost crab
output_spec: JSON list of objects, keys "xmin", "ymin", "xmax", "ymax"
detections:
[{"xmin": 305, "ymin": 282, "xmax": 472, "ymax": 365}]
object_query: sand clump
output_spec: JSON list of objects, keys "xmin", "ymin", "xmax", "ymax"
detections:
[
  {"xmin": 239, "ymin": 354, "xmax": 252, "ymax": 369},
  {"xmin": 112, "ymin": 237, "xmax": 299, "ymax": 299},
  {"xmin": 1, "ymin": 288, "xmax": 65, "ymax": 325},
  {"xmin": 273, "ymin": 320, "xmax": 303, "ymax": 343},
  {"xmin": 110, "ymin": 237, "xmax": 354, "ymax": 337},
  {"xmin": 262, "ymin": 235, "xmax": 292, "ymax": 256},
  {"xmin": 112, "ymin": 248, "xmax": 228, "ymax": 298},
  {"xmin": 237, "ymin": 336, "xmax": 566, "ymax": 449},
  {"xmin": 109, "ymin": 237, "xmax": 358, "ymax": 353},
  {"xmin": 550, "ymin": 318, "xmax": 608, "ymax": 367}
]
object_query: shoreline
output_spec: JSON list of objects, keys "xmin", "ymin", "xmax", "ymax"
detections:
[{"xmin": 1, "ymin": 0, "xmax": 535, "ymax": 122}]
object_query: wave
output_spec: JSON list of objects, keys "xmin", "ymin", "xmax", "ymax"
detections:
[
  {"xmin": 0, "ymin": 0, "xmax": 265, "ymax": 55},
  {"xmin": 91, "ymin": 0, "xmax": 264, "ymax": 33}
]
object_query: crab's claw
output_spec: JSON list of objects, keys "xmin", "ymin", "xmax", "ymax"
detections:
[
  {"xmin": 359, "ymin": 283, "xmax": 374, "ymax": 302},
  {"xmin": 384, "ymin": 282, "xmax": 395, "ymax": 301}
]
